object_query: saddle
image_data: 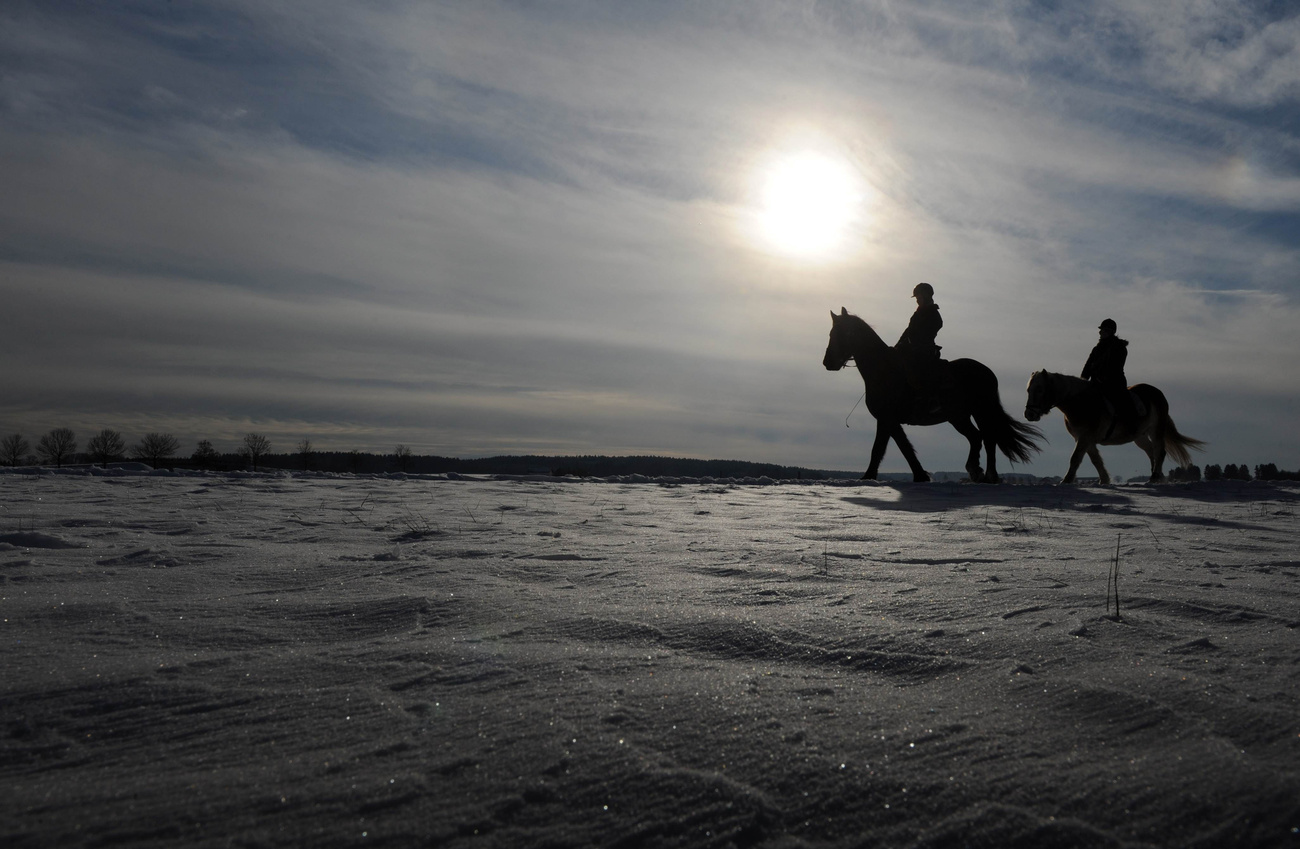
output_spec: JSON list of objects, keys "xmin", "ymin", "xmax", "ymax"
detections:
[
  {"xmin": 1101, "ymin": 389, "xmax": 1147, "ymax": 440},
  {"xmin": 906, "ymin": 358, "xmax": 952, "ymax": 419}
]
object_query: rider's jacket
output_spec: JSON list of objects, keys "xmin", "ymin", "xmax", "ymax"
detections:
[
  {"xmin": 896, "ymin": 303, "xmax": 942, "ymax": 360},
  {"xmin": 1082, "ymin": 335, "xmax": 1128, "ymax": 391}
]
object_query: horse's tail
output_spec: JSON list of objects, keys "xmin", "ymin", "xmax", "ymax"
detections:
[
  {"xmin": 1142, "ymin": 385, "xmax": 1206, "ymax": 468},
  {"xmin": 992, "ymin": 408, "xmax": 1045, "ymax": 464},
  {"xmin": 963, "ymin": 360, "xmax": 1044, "ymax": 463},
  {"xmin": 1162, "ymin": 414, "xmax": 1206, "ymax": 468},
  {"xmin": 979, "ymin": 391, "xmax": 1044, "ymax": 464}
]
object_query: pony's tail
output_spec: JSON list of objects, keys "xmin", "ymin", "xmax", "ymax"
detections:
[
  {"xmin": 984, "ymin": 399, "xmax": 1044, "ymax": 464},
  {"xmin": 1162, "ymin": 414, "xmax": 1206, "ymax": 469}
]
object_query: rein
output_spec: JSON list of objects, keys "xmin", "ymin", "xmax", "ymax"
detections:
[
  {"xmin": 829, "ymin": 315, "xmax": 884, "ymax": 426},
  {"xmin": 1030, "ymin": 373, "xmax": 1099, "ymax": 421},
  {"xmin": 1035, "ymin": 372, "xmax": 1128, "ymax": 440},
  {"xmin": 1028, "ymin": 372, "xmax": 1071, "ymax": 418},
  {"xmin": 845, "ymin": 389, "xmax": 865, "ymax": 427},
  {"xmin": 835, "ymin": 354, "xmax": 863, "ymax": 426}
]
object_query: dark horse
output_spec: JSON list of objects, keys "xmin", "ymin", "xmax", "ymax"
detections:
[{"xmin": 823, "ymin": 308, "xmax": 1042, "ymax": 482}]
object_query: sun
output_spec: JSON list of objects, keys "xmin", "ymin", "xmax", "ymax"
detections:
[{"xmin": 757, "ymin": 150, "xmax": 864, "ymax": 259}]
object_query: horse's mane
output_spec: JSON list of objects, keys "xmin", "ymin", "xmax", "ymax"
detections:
[
  {"xmin": 841, "ymin": 311, "xmax": 870, "ymax": 330},
  {"xmin": 1042, "ymin": 370, "xmax": 1089, "ymax": 389},
  {"xmin": 1034, "ymin": 369, "xmax": 1093, "ymax": 403},
  {"xmin": 838, "ymin": 311, "xmax": 885, "ymax": 345}
]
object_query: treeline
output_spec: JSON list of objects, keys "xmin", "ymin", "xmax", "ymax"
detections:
[
  {"xmin": 1166, "ymin": 463, "xmax": 1300, "ymax": 482},
  {"xmin": 255, "ymin": 451, "xmax": 831, "ymax": 479},
  {"xmin": 2, "ymin": 428, "xmax": 182, "ymax": 469},
  {"xmin": 0, "ymin": 429, "xmax": 274, "ymax": 471},
  {"xmin": 0, "ymin": 428, "xmax": 837, "ymax": 479},
  {"xmin": 8, "ymin": 427, "xmax": 1300, "ymax": 482}
]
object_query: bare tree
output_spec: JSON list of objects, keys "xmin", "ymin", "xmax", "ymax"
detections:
[
  {"xmin": 394, "ymin": 444, "xmax": 413, "ymax": 472},
  {"xmin": 2, "ymin": 433, "xmax": 30, "ymax": 467},
  {"xmin": 36, "ymin": 428, "xmax": 77, "ymax": 468},
  {"xmin": 192, "ymin": 440, "xmax": 220, "ymax": 470},
  {"xmin": 241, "ymin": 433, "xmax": 272, "ymax": 471},
  {"xmin": 131, "ymin": 433, "xmax": 180, "ymax": 469},
  {"xmin": 297, "ymin": 438, "xmax": 315, "ymax": 470},
  {"xmin": 87, "ymin": 428, "xmax": 126, "ymax": 468}
]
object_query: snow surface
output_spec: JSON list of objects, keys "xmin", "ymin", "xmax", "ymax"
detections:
[{"xmin": 2, "ymin": 469, "xmax": 1299, "ymax": 848}]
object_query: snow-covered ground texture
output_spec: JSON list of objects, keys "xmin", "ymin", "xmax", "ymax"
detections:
[{"xmin": 2, "ymin": 470, "xmax": 1298, "ymax": 848}]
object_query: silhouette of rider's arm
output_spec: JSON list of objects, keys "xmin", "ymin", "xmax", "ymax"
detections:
[{"xmin": 896, "ymin": 304, "xmax": 942, "ymax": 351}]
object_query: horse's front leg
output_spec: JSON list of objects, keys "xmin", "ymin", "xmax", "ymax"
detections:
[
  {"xmin": 1062, "ymin": 440, "xmax": 1089, "ymax": 484},
  {"xmin": 890, "ymin": 423, "xmax": 931, "ymax": 483},
  {"xmin": 862, "ymin": 424, "xmax": 892, "ymax": 480}
]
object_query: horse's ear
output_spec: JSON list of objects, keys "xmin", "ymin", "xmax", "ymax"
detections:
[{"xmin": 840, "ymin": 307, "xmax": 848, "ymax": 316}]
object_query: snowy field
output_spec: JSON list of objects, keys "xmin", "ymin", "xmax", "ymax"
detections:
[{"xmin": 2, "ymin": 470, "xmax": 1299, "ymax": 848}]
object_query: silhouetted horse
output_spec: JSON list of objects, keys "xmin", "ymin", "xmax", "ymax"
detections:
[
  {"xmin": 1024, "ymin": 370, "xmax": 1205, "ymax": 484},
  {"xmin": 823, "ymin": 308, "xmax": 1042, "ymax": 482}
]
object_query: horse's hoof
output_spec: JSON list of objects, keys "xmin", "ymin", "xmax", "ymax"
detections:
[
  {"xmin": 914, "ymin": 473, "xmax": 931, "ymax": 483},
  {"xmin": 860, "ymin": 472, "xmax": 877, "ymax": 481}
]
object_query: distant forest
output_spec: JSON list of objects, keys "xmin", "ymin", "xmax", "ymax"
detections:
[
  {"xmin": 0, "ymin": 428, "xmax": 846, "ymax": 479},
  {"xmin": 5, "ymin": 428, "xmax": 1300, "ymax": 482},
  {"xmin": 1165, "ymin": 462, "xmax": 1300, "ymax": 482},
  {"xmin": 242, "ymin": 452, "xmax": 839, "ymax": 479}
]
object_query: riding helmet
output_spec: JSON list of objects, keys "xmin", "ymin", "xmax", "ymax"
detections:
[
  {"xmin": 913, "ymin": 282, "xmax": 934, "ymax": 298},
  {"xmin": 1098, "ymin": 318, "xmax": 1117, "ymax": 333}
]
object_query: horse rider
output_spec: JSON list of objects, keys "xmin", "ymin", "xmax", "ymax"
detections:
[
  {"xmin": 895, "ymin": 282, "xmax": 944, "ymax": 404},
  {"xmin": 1082, "ymin": 318, "xmax": 1136, "ymax": 426}
]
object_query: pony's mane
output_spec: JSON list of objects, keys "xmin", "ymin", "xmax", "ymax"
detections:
[{"xmin": 1036, "ymin": 370, "xmax": 1091, "ymax": 400}]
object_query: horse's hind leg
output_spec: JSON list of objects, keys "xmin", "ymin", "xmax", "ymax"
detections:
[
  {"xmin": 1086, "ymin": 446, "xmax": 1110, "ymax": 485},
  {"xmin": 1134, "ymin": 432, "xmax": 1164, "ymax": 482},
  {"xmin": 983, "ymin": 431, "xmax": 1000, "ymax": 483},
  {"xmin": 950, "ymin": 417, "xmax": 986, "ymax": 483}
]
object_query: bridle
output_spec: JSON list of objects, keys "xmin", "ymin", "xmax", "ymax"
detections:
[
  {"xmin": 825, "ymin": 312, "xmax": 867, "ymax": 372},
  {"xmin": 1024, "ymin": 373, "xmax": 1055, "ymax": 421},
  {"xmin": 824, "ymin": 322, "xmax": 857, "ymax": 371}
]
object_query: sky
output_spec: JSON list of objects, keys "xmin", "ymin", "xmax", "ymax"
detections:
[{"xmin": 2, "ymin": 0, "xmax": 1299, "ymax": 479}]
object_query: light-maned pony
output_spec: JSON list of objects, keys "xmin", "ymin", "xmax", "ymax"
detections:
[{"xmin": 1024, "ymin": 370, "xmax": 1205, "ymax": 484}]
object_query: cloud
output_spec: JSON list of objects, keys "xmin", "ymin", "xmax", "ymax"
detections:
[
  {"xmin": 1028, "ymin": 0, "xmax": 1300, "ymax": 108},
  {"xmin": 1, "ymin": 0, "xmax": 1298, "ymax": 477}
]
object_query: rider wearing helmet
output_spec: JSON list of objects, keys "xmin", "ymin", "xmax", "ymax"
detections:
[
  {"xmin": 895, "ymin": 283, "xmax": 944, "ymax": 409},
  {"xmin": 1082, "ymin": 318, "xmax": 1135, "ymax": 426},
  {"xmin": 896, "ymin": 282, "xmax": 942, "ymax": 358}
]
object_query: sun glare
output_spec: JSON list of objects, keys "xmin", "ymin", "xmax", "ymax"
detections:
[{"xmin": 757, "ymin": 150, "xmax": 864, "ymax": 259}]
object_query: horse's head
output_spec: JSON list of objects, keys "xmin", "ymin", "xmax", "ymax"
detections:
[
  {"xmin": 823, "ymin": 307, "xmax": 853, "ymax": 371},
  {"xmin": 1024, "ymin": 370, "xmax": 1053, "ymax": 422}
]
